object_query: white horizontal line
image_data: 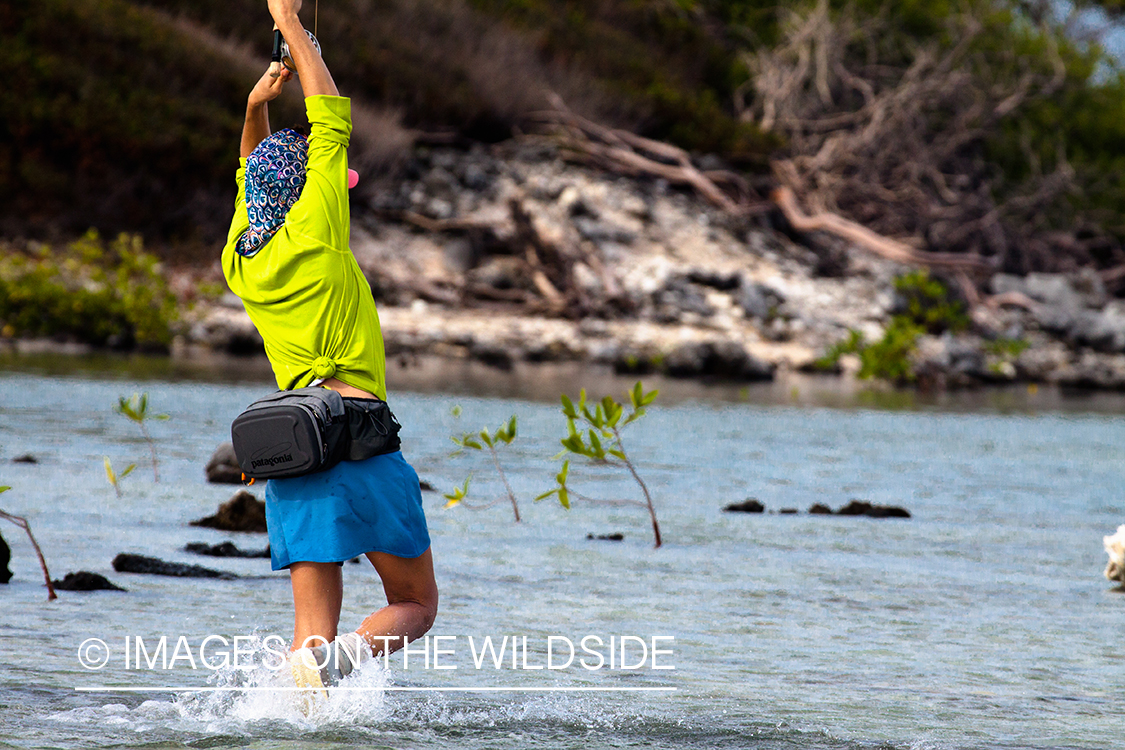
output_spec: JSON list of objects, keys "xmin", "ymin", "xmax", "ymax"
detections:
[{"xmin": 75, "ymin": 686, "xmax": 676, "ymax": 693}]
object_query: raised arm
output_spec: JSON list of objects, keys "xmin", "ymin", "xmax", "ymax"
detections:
[
  {"xmin": 268, "ymin": 0, "xmax": 339, "ymax": 98},
  {"xmin": 241, "ymin": 65, "xmax": 293, "ymax": 158}
]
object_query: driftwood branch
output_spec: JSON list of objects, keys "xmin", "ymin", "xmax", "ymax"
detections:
[
  {"xmin": 532, "ymin": 95, "xmax": 770, "ymax": 215},
  {"xmin": 745, "ymin": 3, "xmax": 1094, "ymax": 276},
  {"xmin": 401, "ymin": 211, "xmax": 495, "ymax": 234},
  {"xmin": 772, "ymin": 187, "xmax": 993, "ymax": 275}
]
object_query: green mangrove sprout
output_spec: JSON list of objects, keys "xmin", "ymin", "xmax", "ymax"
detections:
[
  {"xmin": 538, "ymin": 382, "xmax": 663, "ymax": 548},
  {"xmin": 0, "ymin": 487, "xmax": 57, "ymax": 601},
  {"xmin": 447, "ymin": 415, "xmax": 522, "ymax": 521},
  {"xmin": 103, "ymin": 457, "xmax": 136, "ymax": 498},
  {"xmin": 114, "ymin": 393, "xmax": 169, "ymax": 482}
]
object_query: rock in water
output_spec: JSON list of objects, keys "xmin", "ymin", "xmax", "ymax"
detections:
[
  {"xmin": 836, "ymin": 500, "xmax": 911, "ymax": 518},
  {"xmin": 723, "ymin": 498, "xmax": 765, "ymax": 513},
  {"xmin": 809, "ymin": 503, "xmax": 833, "ymax": 515},
  {"xmin": 52, "ymin": 571, "xmax": 125, "ymax": 591},
  {"xmin": 586, "ymin": 532, "xmax": 625, "ymax": 541},
  {"xmin": 112, "ymin": 553, "xmax": 237, "ymax": 579},
  {"xmin": 190, "ymin": 490, "xmax": 267, "ymax": 532},
  {"xmin": 184, "ymin": 541, "xmax": 270, "ymax": 558},
  {"xmin": 11, "ymin": 454, "xmax": 38, "ymax": 464},
  {"xmin": 0, "ymin": 530, "xmax": 11, "ymax": 584},
  {"xmin": 1104, "ymin": 525, "xmax": 1125, "ymax": 583},
  {"xmin": 205, "ymin": 442, "xmax": 243, "ymax": 484}
]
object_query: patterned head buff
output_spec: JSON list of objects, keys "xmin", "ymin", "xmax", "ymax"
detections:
[{"xmin": 237, "ymin": 129, "xmax": 310, "ymax": 257}]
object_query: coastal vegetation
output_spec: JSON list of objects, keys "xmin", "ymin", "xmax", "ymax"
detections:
[
  {"xmin": 816, "ymin": 270, "xmax": 972, "ymax": 382},
  {"xmin": 538, "ymin": 382, "xmax": 663, "ymax": 547},
  {"xmin": 6, "ymin": 1, "xmax": 1125, "ymax": 391},
  {"xmin": 7, "ymin": 0, "xmax": 1125, "ymax": 272},
  {"xmin": 103, "ymin": 457, "xmax": 137, "ymax": 499},
  {"xmin": 0, "ymin": 488, "xmax": 58, "ymax": 601},
  {"xmin": 446, "ymin": 415, "xmax": 523, "ymax": 521},
  {"xmin": 0, "ymin": 232, "xmax": 176, "ymax": 350},
  {"xmin": 114, "ymin": 392, "xmax": 169, "ymax": 482}
]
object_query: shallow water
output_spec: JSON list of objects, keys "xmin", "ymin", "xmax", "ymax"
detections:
[{"xmin": 1, "ymin": 362, "xmax": 1123, "ymax": 750}]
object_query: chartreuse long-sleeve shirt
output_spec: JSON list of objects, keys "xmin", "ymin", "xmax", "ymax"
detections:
[{"xmin": 222, "ymin": 95, "xmax": 387, "ymax": 400}]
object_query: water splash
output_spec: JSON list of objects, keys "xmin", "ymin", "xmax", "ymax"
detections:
[{"xmin": 169, "ymin": 636, "xmax": 395, "ymax": 730}]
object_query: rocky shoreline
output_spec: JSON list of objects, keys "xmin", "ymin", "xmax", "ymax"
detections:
[{"xmin": 30, "ymin": 142, "xmax": 1125, "ymax": 390}]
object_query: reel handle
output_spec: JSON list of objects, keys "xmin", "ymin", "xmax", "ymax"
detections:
[{"xmin": 270, "ymin": 27, "xmax": 284, "ymax": 77}]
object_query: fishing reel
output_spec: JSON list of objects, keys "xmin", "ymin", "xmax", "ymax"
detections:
[{"xmin": 271, "ymin": 28, "xmax": 322, "ymax": 75}]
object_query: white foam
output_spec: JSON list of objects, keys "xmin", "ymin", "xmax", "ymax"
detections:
[{"xmin": 51, "ymin": 638, "xmax": 670, "ymax": 738}]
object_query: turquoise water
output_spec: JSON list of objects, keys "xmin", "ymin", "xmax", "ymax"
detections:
[{"xmin": 0, "ymin": 363, "xmax": 1122, "ymax": 749}]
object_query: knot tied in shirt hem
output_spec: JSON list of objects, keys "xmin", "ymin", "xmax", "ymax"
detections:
[{"xmin": 312, "ymin": 356, "xmax": 337, "ymax": 379}]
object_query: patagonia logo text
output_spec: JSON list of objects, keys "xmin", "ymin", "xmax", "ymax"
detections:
[{"xmin": 251, "ymin": 453, "xmax": 294, "ymax": 469}]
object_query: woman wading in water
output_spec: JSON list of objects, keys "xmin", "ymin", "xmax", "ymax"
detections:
[{"xmin": 223, "ymin": 0, "xmax": 437, "ymax": 690}]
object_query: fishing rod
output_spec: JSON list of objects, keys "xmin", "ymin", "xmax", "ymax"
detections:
[{"xmin": 267, "ymin": 1, "xmax": 361, "ymax": 189}]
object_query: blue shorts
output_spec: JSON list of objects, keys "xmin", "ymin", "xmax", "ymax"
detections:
[{"xmin": 264, "ymin": 451, "xmax": 431, "ymax": 570}]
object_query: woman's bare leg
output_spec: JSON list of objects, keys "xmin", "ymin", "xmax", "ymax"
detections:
[
  {"xmin": 355, "ymin": 547, "xmax": 438, "ymax": 657},
  {"xmin": 289, "ymin": 561, "xmax": 343, "ymax": 650}
]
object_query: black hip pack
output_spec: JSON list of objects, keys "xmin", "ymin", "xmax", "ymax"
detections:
[{"xmin": 230, "ymin": 386, "xmax": 401, "ymax": 480}]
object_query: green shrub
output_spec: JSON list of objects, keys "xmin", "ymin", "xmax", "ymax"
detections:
[
  {"xmin": 893, "ymin": 270, "xmax": 969, "ymax": 334},
  {"xmin": 0, "ymin": 231, "xmax": 177, "ymax": 350},
  {"xmin": 984, "ymin": 337, "xmax": 1029, "ymax": 358},
  {"xmin": 856, "ymin": 318, "xmax": 924, "ymax": 382},
  {"xmin": 816, "ymin": 271, "xmax": 968, "ymax": 383}
]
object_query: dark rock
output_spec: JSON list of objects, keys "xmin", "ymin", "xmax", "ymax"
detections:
[
  {"xmin": 737, "ymin": 281, "xmax": 785, "ymax": 320},
  {"xmin": 665, "ymin": 341, "xmax": 775, "ymax": 381},
  {"xmin": 946, "ymin": 337, "xmax": 986, "ymax": 378},
  {"xmin": 1055, "ymin": 353, "xmax": 1125, "ymax": 390},
  {"xmin": 1067, "ymin": 304, "xmax": 1125, "ymax": 354},
  {"xmin": 1032, "ymin": 304, "xmax": 1079, "ymax": 335},
  {"xmin": 836, "ymin": 500, "xmax": 911, "ymax": 518},
  {"xmin": 613, "ymin": 348, "xmax": 661, "ymax": 375},
  {"xmin": 779, "ymin": 508, "xmax": 798, "ymax": 514},
  {"xmin": 11, "ymin": 454, "xmax": 38, "ymax": 464},
  {"xmin": 835, "ymin": 500, "xmax": 874, "ymax": 516},
  {"xmin": 419, "ymin": 480, "xmax": 437, "ymax": 493},
  {"xmin": 205, "ymin": 443, "xmax": 243, "ymax": 484},
  {"xmin": 809, "ymin": 503, "xmax": 833, "ymax": 515},
  {"xmin": 654, "ymin": 279, "xmax": 714, "ymax": 322},
  {"xmin": 184, "ymin": 541, "xmax": 269, "ymax": 558},
  {"xmin": 686, "ymin": 270, "xmax": 741, "ymax": 291},
  {"xmin": 469, "ymin": 341, "xmax": 515, "ymax": 370},
  {"xmin": 190, "ymin": 490, "xmax": 267, "ymax": 533},
  {"xmin": 52, "ymin": 571, "xmax": 125, "ymax": 591},
  {"xmin": 468, "ymin": 256, "xmax": 525, "ymax": 291},
  {"xmin": 712, "ymin": 341, "xmax": 776, "ymax": 381},
  {"xmin": 723, "ymin": 498, "xmax": 765, "ymax": 513},
  {"xmin": 460, "ymin": 163, "xmax": 491, "ymax": 191},
  {"xmin": 0, "ymin": 530, "xmax": 10, "ymax": 584},
  {"xmin": 112, "ymin": 553, "xmax": 237, "ymax": 579},
  {"xmin": 664, "ymin": 342, "xmax": 717, "ymax": 377},
  {"xmin": 586, "ymin": 532, "xmax": 625, "ymax": 541}
]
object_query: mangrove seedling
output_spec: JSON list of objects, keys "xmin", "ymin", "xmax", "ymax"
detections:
[
  {"xmin": 448, "ymin": 415, "xmax": 522, "ymax": 521},
  {"xmin": 443, "ymin": 476, "xmax": 472, "ymax": 509},
  {"xmin": 114, "ymin": 392, "xmax": 169, "ymax": 482},
  {"xmin": 537, "ymin": 382, "xmax": 663, "ymax": 548},
  {"xmin": 103, "ymin": 457, "xmax": 136, "ymax": 498},
  {"xmin": 0, "ymin": 487, "xmax": 57, "ymax": 600}
]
